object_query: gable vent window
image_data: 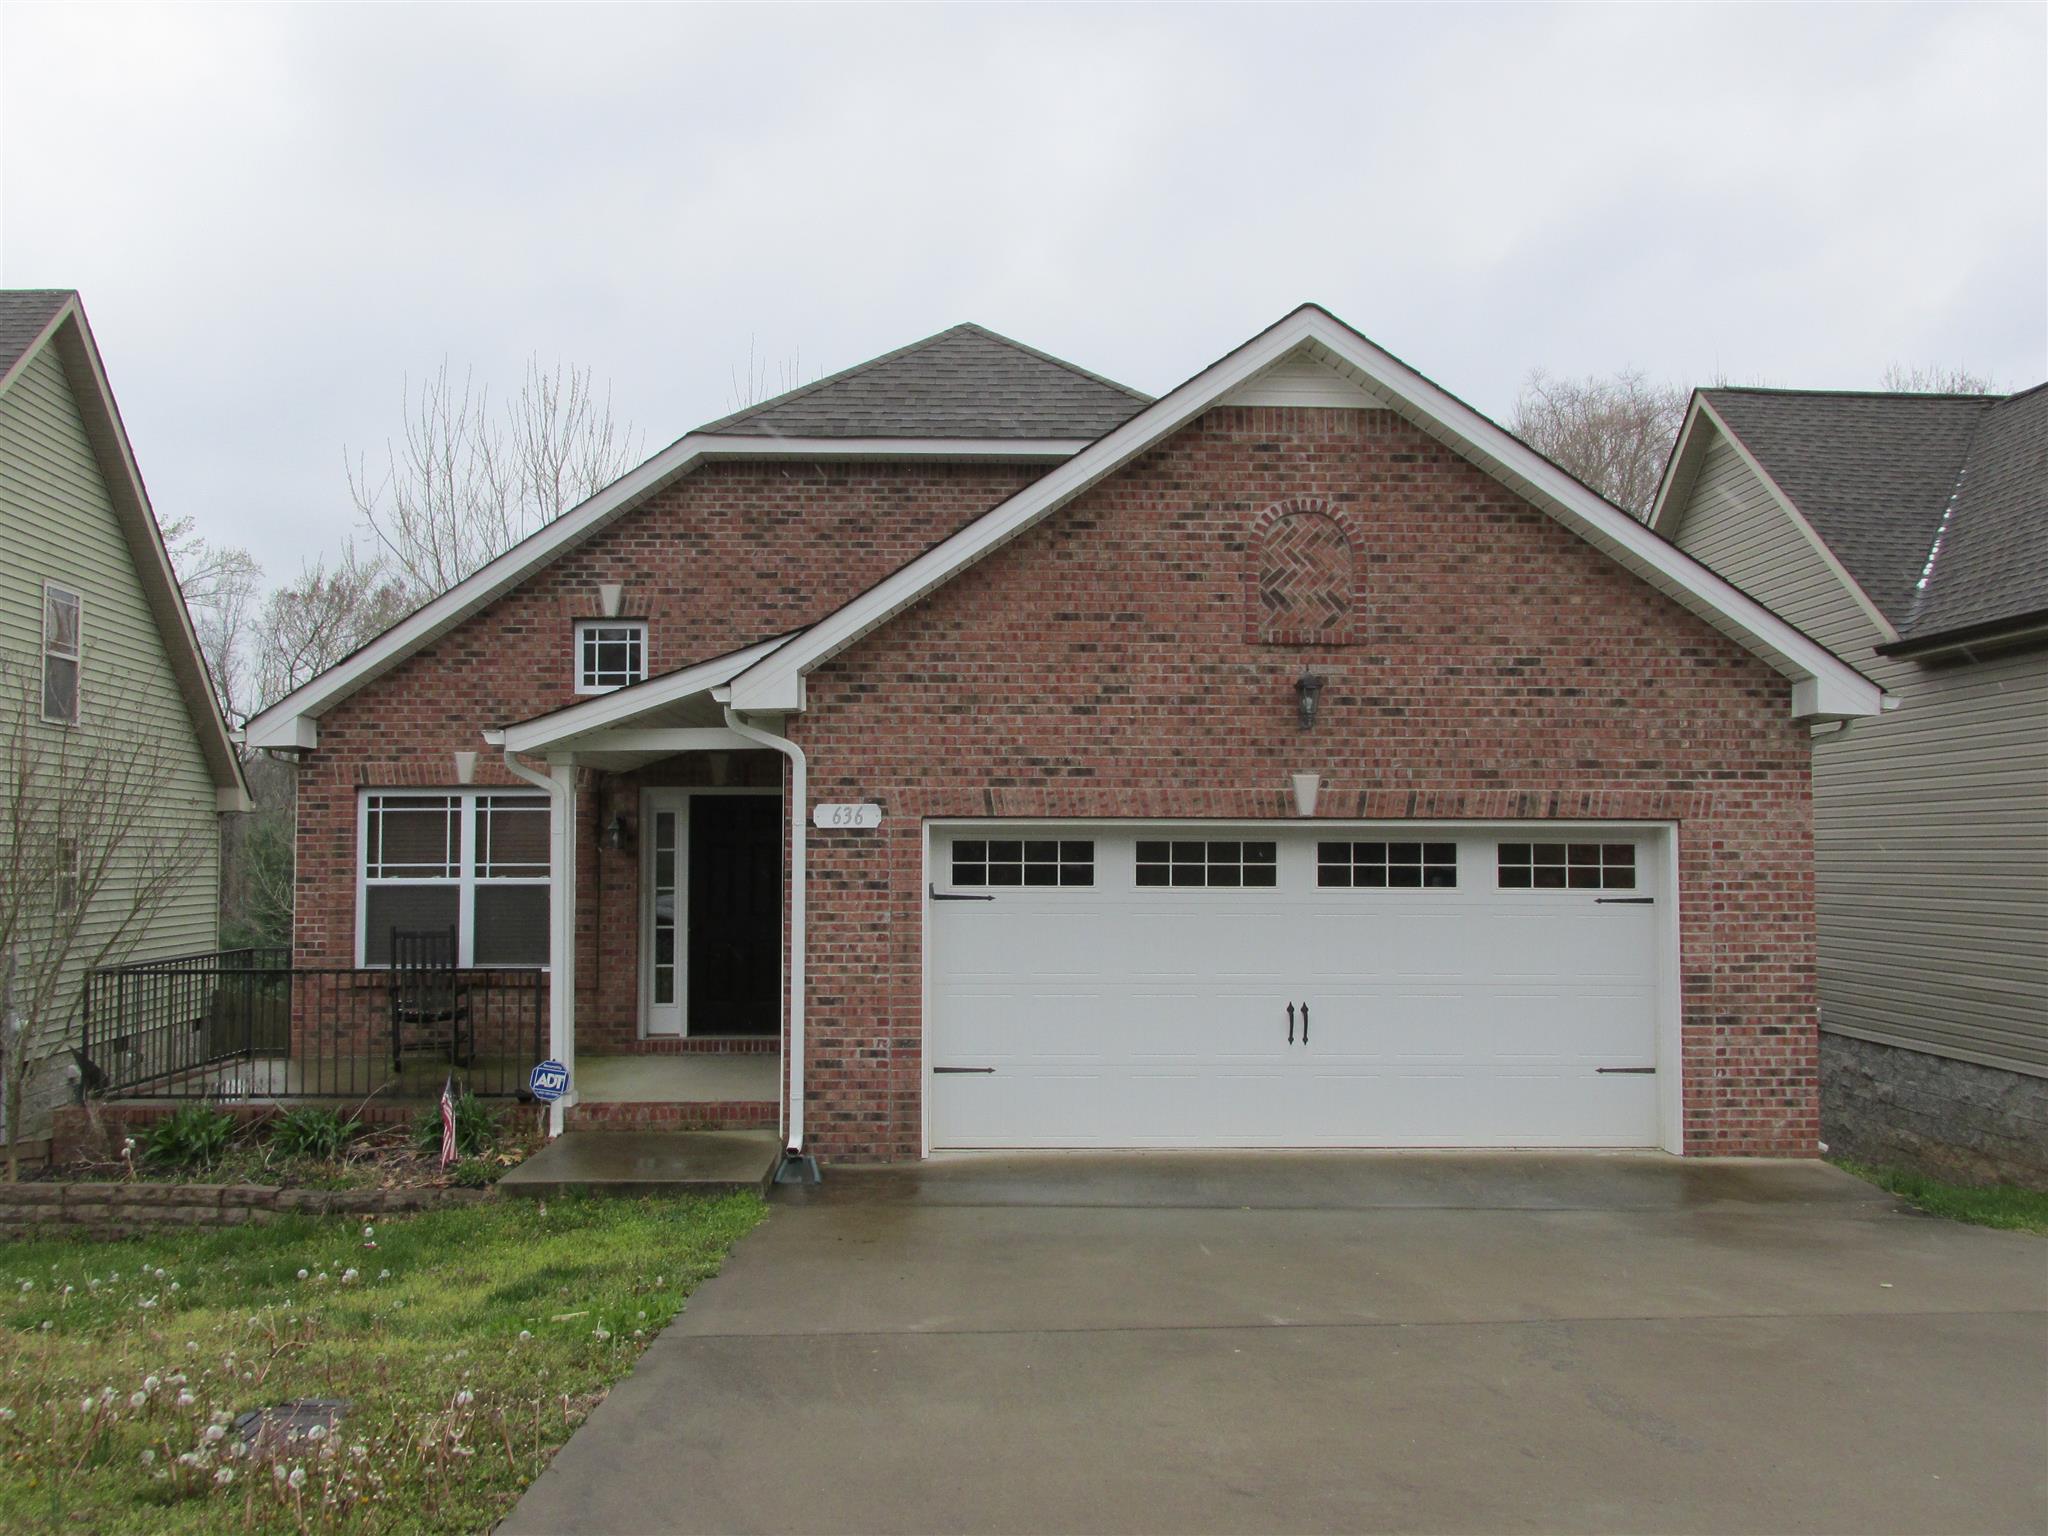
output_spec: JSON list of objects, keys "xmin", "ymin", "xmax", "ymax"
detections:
[
  {"xmin": 575, "ymin": 620, "xmax": 647, "ymax": 694},
  {"xmin": 41, "ymin": 583, "xmax": 81, "ymax": 724},
  {"xmin": 1136, "ymin": 840, "xmax": 1278, "ymax": 889},
  {"xmin": 1498, "ymin": 841, "xmax": 1636, "ymax": 891},
  {"xmin": 1319, "ymin": 840, "xmax": 1457, "ymax": 889},
  {"xmin": 953, "ymin": 839, "xmax": 1094, "ymax": 888}
]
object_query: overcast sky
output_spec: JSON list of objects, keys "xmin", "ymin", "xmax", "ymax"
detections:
[{"xmin": 3, "ymin": 3, "xmax": 2043, "ymax": 579}]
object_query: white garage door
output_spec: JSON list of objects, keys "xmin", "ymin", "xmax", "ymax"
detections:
[{"xmin": 927, "ymin": 825, "xmax": 1667, "ymax": 1149}]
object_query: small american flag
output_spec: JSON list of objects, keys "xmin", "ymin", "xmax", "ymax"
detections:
[{"xmin": 438, "ymin": 1076, "xmax": 457, "ymax": 1169}]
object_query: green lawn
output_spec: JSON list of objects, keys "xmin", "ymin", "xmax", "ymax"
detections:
[
  {"xmin": 1835, "ymin": 1160, "xmax": 2048, "ymax": 1235},
  {"xmin": 0, "ymin": 1192, "xmax": 766, "ymax": 1533}
]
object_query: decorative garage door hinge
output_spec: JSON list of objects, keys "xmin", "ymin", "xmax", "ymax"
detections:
[
  {"xmin": 932, "ymin": 1066, "xmax": 995, "ymax": 1074},
  {"xmin": 1595, "ymin": 897, "xmax": 1655, "ymax": 905},
  {"xmin": 929, "ymin": 883, "xmax": 995, "ymax": 902},
  {"xmin": 1595, "ymin": 1066, "xmax": 1657, "ymax": 1074}
]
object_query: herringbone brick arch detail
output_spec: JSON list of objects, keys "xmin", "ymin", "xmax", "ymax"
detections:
[{"xmin": 1253, "ymin": 501, "xmax": 1358, "ymax": 644}]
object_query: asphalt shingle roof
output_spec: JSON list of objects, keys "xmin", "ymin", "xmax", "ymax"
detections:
[
  {"xmin": 0, "ymin": 289, "xmax": 73, "ymax": 376},
  {"xmin": 695, "ymin": 322, "xmax": 1151, "ymax": 440},
  {"xmin": 1704, "ymin": 386, "xmax": 2046, "ymax": 641}
]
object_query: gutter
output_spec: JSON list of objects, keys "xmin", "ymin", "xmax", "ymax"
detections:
[
  {"xmin": 717, "ymin": 702, "xmax": 820, "ymax": 1184},
  {"xmin": 1874, "ymin": 607, "xmax": 2048, "ymax": 662},
  {"xmin": 486, "ymin": 729, "xmax": 576, "ymax": 1138}
]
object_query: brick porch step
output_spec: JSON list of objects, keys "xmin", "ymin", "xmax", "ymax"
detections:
[{"xmin": 564, "ymin": 1100, "xmax": 778, "ymax": 1132}]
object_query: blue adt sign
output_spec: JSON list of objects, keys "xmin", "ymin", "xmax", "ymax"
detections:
[{"xmin": 529, "ymin": 1059, "xmax": 570, "ymax": 1104}]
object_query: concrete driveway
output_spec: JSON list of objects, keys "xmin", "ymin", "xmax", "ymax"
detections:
[{"xmin": 503, "ymin": 1154, "xmax": 2047, "ymax": 1535}]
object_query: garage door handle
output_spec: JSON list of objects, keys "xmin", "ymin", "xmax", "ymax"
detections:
[
  {"xmin": 1301, "ymin": 1002, "xmax": 1309, "ymax": 1043},
  {"xmin": 1287, "ymin": 1003, "xmax": 1295, "ymax": 1043},
  {"xmin": 930, "ymin": 883, "xmax": 995, "ymax": 902}
]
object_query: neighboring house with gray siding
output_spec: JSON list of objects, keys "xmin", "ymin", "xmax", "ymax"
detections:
[
  {"xmin": 1651, "ymin": 384, "xmax": 2047, "ymax": 1184},
  {"xmin": 0, "ymin": 290, "xmax": 248, "ymax": 1141}
]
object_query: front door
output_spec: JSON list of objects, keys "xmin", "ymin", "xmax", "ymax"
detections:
[{"xmin": 641, "ymin": 790, "xmax": 783, "ymax": 1038}]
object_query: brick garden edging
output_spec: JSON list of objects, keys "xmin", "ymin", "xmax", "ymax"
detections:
[{"xmin": 0, "ymin": 1180, "xmax": 497, "ymax": 1242}]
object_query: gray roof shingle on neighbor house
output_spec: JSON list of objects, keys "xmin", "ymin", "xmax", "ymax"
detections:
[
  {"xmin": 0, "ymin": 289, "xmax": 74, "ymax": 376},
  {"xmin": 1903, "ymin": 384, "xmax": 2048, "ymax": 641},
  {"xmin": 695, "ymin": 322, "xmax": 1151, "ymax": 440},
  {"xmin": 1704, "ymin": 385, "xmax": 2048, "ymax": 641}
]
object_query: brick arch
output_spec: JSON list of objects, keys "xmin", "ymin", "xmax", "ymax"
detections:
[{"xmin": 1247, "ymin": 497, "xmax": 1361, "ymax": 645}]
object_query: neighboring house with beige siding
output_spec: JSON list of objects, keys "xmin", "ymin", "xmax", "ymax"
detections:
[
  {"xmin": 0, "ymin": 290, "xmax": 248, "ymax": 1141},
  {"xmin": 1652, "ymin": 384, "xmax": 2047, "ymax": 1184}
]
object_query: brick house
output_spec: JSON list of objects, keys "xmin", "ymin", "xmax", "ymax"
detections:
[{"xmin": 245, "ymin": 307, "xmax": 1884, "ymax": 1165}]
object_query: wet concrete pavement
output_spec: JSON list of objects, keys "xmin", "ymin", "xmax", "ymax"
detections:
[{"xmin": 502, "ymin": 1152, "xmax": 2048, "ymax": 1534}]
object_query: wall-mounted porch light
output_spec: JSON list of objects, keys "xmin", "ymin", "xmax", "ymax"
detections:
[
  {"xmin": 602, "ymin": 813, "xmax": 634, "ymax": 852},
  {"xmin": 1295, "ymin": 672, "xmax": 1327, "ymax": 731}
]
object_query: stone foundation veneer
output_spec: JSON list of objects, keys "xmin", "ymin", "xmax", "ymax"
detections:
[{"xmin": 1821, "ymin": 1033, "xmax": 2048, "ymax": 1189}]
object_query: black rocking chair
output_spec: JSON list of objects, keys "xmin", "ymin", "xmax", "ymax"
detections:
[{"xmin": 388, "ymin": 927, "xmax": 473, "ymax": 1074}]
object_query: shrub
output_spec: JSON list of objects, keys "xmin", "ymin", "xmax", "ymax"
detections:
[
  {"xmin": 448, "ymin": 1156, "xmax": 498, "ymax": 1189},
  {"xmin": 269, "ymin": 1106, "xmax": 356, "ymax": 1161},
  {"xmin": 140, "ymin": 1104, "xmax": 237, "ymax": 1171},
  {"xmin": 412, "ymin": 1091, "xmax": 497, "ymax": 1160}
]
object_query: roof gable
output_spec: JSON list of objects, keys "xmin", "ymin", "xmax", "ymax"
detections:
[
  {"xmin": 728, "ymin": 306, "xmax": 1885, "ymax": 722},
  {"xmin": 1904, "ymin": 385, "xmax": 2048, "ymax": 640},
  {"xmin": 0, "ymin": 291, "xmax": 248, "ymax": 807},
  {"xmin": 695, "ymin": 323, "xmax": 1150, "ymax": 440}
]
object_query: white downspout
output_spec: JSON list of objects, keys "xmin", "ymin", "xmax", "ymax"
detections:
[
  {"xmin": 490, "ymin": 733, "xmax": 577, "ymax": 1139},
  {"xmin": 719, "ymin": 705, "xmax": 808, "ymax": 1161}
]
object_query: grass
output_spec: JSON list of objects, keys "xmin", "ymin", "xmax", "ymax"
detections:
[
  {"xmin": 1834, "ymin": 1160, "xmax": 2048, "ymax": 1235},
  {"xmin": 0, "ymin": 1191, "xmax": 766, "ymax": 1533}
]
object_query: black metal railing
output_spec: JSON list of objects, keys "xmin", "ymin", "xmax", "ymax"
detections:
[{"xmin": 82, "ymin": 949, "xmax": 545, "ymax": 1102}]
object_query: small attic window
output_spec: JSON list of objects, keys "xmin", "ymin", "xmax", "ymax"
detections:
[{"xmin": 575, "ymin": 620, "xmax": 647, "ymax": 694}]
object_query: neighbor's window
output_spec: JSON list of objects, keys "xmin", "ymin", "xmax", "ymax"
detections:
[
  {"xmin": 360, "ymin": 790, "xmax": 551, "ymax": 965},
  {"xmin": 575, "ymin": 620, "xmax": 647, "ymax": 694},
  {"xmin": 1497, "ymin": 841, "xmax": 1637, "ymax": 891},
  {"xmin": 55, "ymin": 837, "xmax": 80, "ymax": 914},
  {"xmin": 1318, "ymin": 840, "xmax": 1458, "ymax": 889},
  {"xmin": 1135, "ymin": 840, "xmax": 1278, "ymax": 889},
  {"xmin": 952, "ymin": 839, "xmax": 1095, "ymax": 888},
  {"xmin": 42, "ymin": 583, "xmax": 81, "ymax": 724}
]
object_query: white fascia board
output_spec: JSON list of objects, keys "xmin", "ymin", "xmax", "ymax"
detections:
[
  {"xmin": 1645, "ymin": 393, "xmax": 1711, "ymax": 534},
  {"xmin": 498, "ymin": 634, "xmax": 796, "ymax": 754},
  {"xmin": 1658, "ymin": 399, "xmax": 1902, "ymax": 646},
  {"xmin": 732, "ymin": 306, "xmax": 1886, "ymax": 722},
  {"xmin": 244, "ymin": 436, "xmax": 1083, "ymax": 746}
]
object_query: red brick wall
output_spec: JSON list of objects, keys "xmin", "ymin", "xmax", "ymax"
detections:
[
  {"xmin": 294, "ymin": 460, "xmax": 1040, "ymax": 1046},
  {"xmin": 790, "ymin": 406, "xmax": 1818, "ymax": 1160}
]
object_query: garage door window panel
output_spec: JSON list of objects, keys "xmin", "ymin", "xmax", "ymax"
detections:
[
  {"xmin": 1136, "ymin": 840, "xmax": 1277, "ymax": 889},
  {"xmin": 1498, "ymin": 841, "xmax": 1636, "ymax": 891},
  {"xmin": 952, "ymin": 838, "xmax": 1093, "ymax": 889},
  {"xmin": 1318, "ymin": 840, "xmax": 1458, "ymax": 889}
]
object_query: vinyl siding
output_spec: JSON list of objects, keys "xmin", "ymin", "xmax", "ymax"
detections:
[
  {"xmin": 0, "ymin": 344, "xmax": 221, "ymax": 1128},
  {"xmin": 1671, "ymin": 432, "xmax": 2048, "ymax": 1077}
]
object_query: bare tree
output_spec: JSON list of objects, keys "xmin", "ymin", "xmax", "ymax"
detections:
[
  {"xmin": 1511, "ymin": 368, "xmax": 1690, "ymax": 518},
  {"xmin": 727, "ymin": 336, "xmax": 811, "ymax": 411},
  {"xmin": 255, "ymin": 546, "xmax": 411, "ymax": 710},
  {"xmin": 348, "ymin": 356, "xmax": 643, "ymax": 604},
  {"xmin": 162, "ymin": 515, "xmax": 264, "ymax": 728},
  {"xmin": 0, "ymin": 661, "xmax": 206, "ymax": 1175},
  {"xmin": 1880, "ymin": 363, "xmax": 1996, "ymax": 395}
]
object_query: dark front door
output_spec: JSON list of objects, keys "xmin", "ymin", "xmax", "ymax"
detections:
[{"xmin": 688, "ymin": 795, "xmax": 782, "ymax": 1036}]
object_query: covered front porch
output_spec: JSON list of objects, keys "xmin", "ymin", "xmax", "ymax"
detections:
[{"xmin": 485, "ymin": 635, "xmax": 805, "ymax": 1145}]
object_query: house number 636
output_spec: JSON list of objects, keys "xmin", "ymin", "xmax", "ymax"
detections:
[{"xmin": 812, "ymin": 803, "xmax": 883, "ymax": 829}]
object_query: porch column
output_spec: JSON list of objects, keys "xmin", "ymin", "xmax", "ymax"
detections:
[{"xmin": 547, "ymin": 756, "xmax": 579, "ymax": 1136}]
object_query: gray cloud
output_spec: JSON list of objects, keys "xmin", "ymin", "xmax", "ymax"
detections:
[{"xmin": 3, "ymin": 2, "xmax": 2041, "ymax": 576}]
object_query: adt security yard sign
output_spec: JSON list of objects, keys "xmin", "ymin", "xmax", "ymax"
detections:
[{"xmin": 529, "ymin": 1059, "xmax": 570, "ymax": 1103}]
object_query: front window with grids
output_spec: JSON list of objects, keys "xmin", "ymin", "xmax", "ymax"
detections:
[
  {"xmin": 1497, "ymin": 841, "xmax": 1637, "ymax": 891},
  {"xmin": 952, "ymin": 839, "xmax": 1094, "ymax": 888},
  {"xmin": 1135, "ymin": 840, "xmax": 1277, "ymax": 888},
  {"xmin": 575, "ymin": 621, "xmax": 647, "ymax": 693},
  {"xmin": 1318, "ymin": 840, "xmax": 1458, "ymax": 889},
  {"xmin": 360, "ymin": 791, "xmax": 551, "ymax": 965}
]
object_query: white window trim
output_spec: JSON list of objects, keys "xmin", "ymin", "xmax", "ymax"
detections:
[
  {"xmin": 355, "ymin": 789, "xmax": 551, "ymax": 968},
  {"xmin": 574, "ymin": 619, "xmax": 648, "ymax": 695},
  {"xmin": 41, "ymin": 581, "xmax": 82, "ymax": 726}
]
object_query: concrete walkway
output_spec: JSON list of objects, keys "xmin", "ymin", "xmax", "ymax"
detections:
[{"xmin": 502, "ymin": 1152, "xmax": 2048, "ymax": 1534}]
